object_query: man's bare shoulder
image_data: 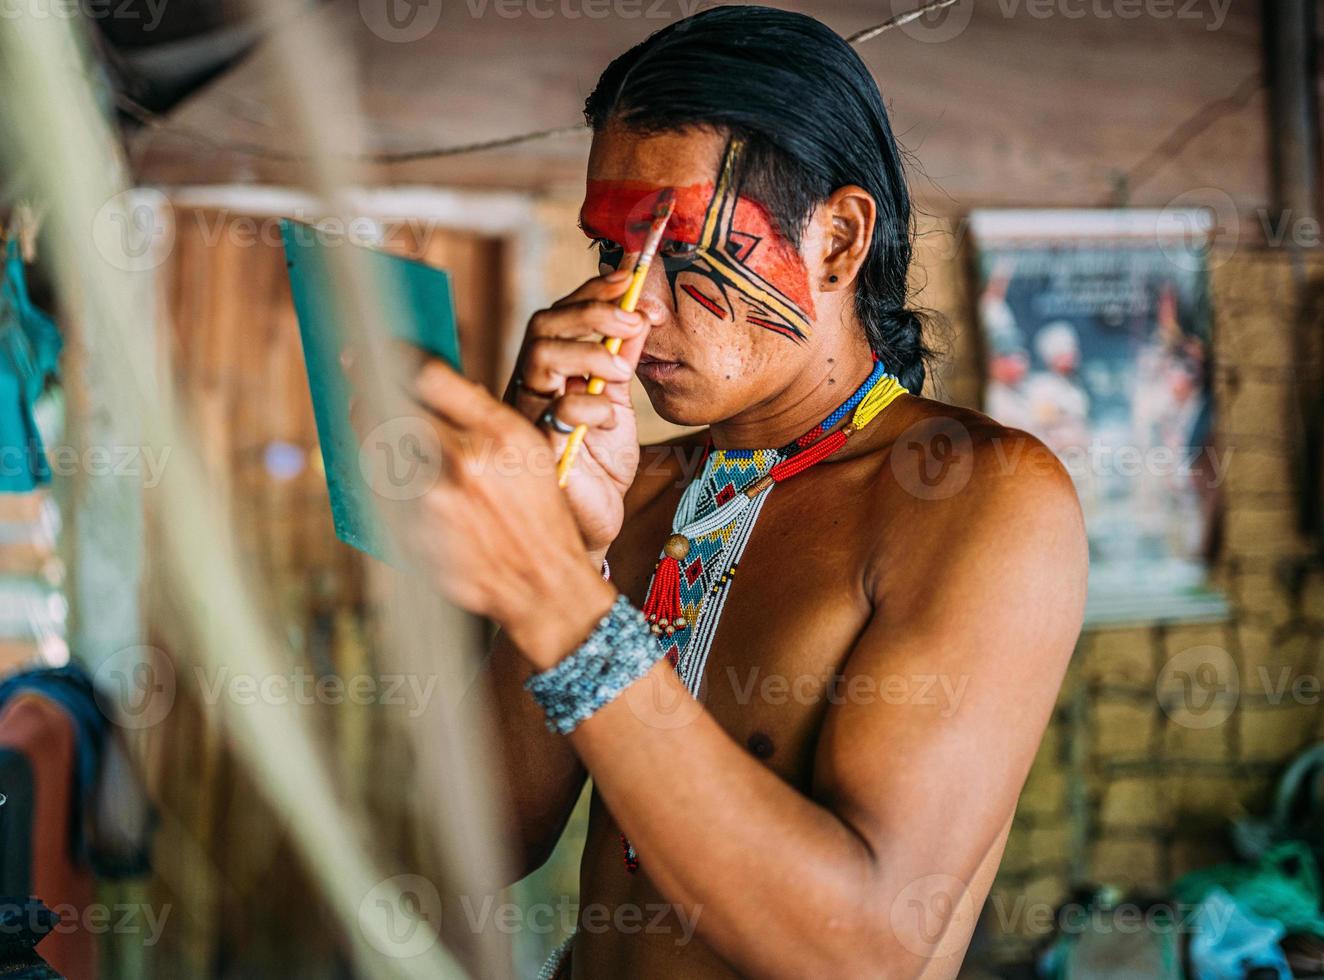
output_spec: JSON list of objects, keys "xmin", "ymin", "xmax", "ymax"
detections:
[
  {"xmin": 865, "ymin": 395, "xmax": 1086, "ymax": 588},
  {"xmin": 877, "ymin": 395, "xmax": 1079, "ymax": 510}
]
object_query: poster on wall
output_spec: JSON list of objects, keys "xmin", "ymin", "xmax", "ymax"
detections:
[{"xmin": 970, "ymin": 210, "xmax": 1227, "ymax": 625}]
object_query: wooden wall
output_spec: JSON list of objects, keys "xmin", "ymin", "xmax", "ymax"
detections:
[
  {"xmin": 130, "ymin": 0, "xmax": 1270, "ymax": 217},
  {"xmin": 137, "ymin": 203, "xmax": 509, "ymax": 976}
]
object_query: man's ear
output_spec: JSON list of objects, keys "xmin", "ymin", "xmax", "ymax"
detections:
[{"xmin": 812, "ymin": 185, "xmax": 876, "ymax": 292}]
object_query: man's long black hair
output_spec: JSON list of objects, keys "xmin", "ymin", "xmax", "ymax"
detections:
[{"xmin": 585, "ymin": 5, "xmax": 932, "ymax": 394}]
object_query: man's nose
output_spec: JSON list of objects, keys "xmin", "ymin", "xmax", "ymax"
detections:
[
  {"xmin": 634, "ymin": 258, "xmax": 674, "ymax": 323},
  {"xmin": 635, "ymin": 294, "xmax": 668, "ymax": 325}
]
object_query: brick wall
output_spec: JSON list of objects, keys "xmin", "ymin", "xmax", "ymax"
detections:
[{"xmin": 954, "ymin": 244, "xmax": 1324, "ymax": 961}]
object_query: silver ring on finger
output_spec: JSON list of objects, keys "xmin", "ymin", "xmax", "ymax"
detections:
[
  {"xmin": 514, "ymin": 372, "xmax": 558, "ymax": 400},
  {"xmin": 539, "ymin": 407, "xmax": 576, "ymax": 435}
]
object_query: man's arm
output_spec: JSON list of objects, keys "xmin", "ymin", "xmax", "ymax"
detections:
[
  {"xmin": 565, "ymin": 435, "xmax": 1087, "ymax": 977},
  {"xmin": 465, "ymin": 440, "xmax": 694, "ymax": 881},
  {"xmin": 475, "ymin": 629, "xmax": 587, "ymax": 878}
]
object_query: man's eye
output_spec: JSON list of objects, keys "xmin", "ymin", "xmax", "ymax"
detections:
[
  {"xmin": 590, "ymin": 238, "xmax": 624, "ymax": 275},
  {"xmin": 590, "ymin": 237, "xmax": 624, "ymax": 259},
  {"xmin": 660, "ymin": 239, "xmax": 698, "ymax": 261}
]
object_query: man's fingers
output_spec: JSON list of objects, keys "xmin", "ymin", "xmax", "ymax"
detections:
[
  {"xmin": 411, "ymin": 356, "xmax": 507, "ymax": 434},
  {"xmin": 548, "ymin": 268, "xmax": 632, "ymax": 309},
  {"xmin": 389, "ymin": 339, "xmax": 433, "ymax": 379},
  {"xmin": 548, "ymin": 392, "xmax": 617, "ymax": 432},
  {"xmin": 341, "ymin": 339, "xmax": 431, "ymax": 396},
  {"xmin": 520, "ymin": 337, "xmax": 633, "ymax": 397},
  {"xmin": 528, "ymin": 301, "xmax": 646, "ymax": 342},
  {"xmin": 345, "ymin": 349, "xmax": 498, "ymax": 489}
]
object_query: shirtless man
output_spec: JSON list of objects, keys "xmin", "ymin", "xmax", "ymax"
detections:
[{"xmin": 366, "ymin": 8, "xmax": 1087, "ymax": 977}]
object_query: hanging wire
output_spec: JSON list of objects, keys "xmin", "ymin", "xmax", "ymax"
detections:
[
  {"xmin": 844, "ymin": 0, "xmax": 962, "ymax": 43},
  {"xmin": 117, "ymin": 0, "xmax": 967, "ymax": 165}
]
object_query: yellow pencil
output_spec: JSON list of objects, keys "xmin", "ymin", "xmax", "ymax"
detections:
[{"xmin": 556, "ymin": 188, "xmax": 675, "ymax": 488}]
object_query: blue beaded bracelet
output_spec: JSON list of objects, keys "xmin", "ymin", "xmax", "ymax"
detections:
[{"xmin": 524, "ymin": 595, "xmax": 663, "ymax": 734}]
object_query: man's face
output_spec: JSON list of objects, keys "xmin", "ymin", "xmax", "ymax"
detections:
[{"xmin": 581, "ymin": 124, "xmax": 821, "ymax": 426}]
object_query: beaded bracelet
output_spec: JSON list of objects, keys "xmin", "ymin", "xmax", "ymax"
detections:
[{"xmin": 524, "ymin": 594, "xmax": 663, "ymax": 734}]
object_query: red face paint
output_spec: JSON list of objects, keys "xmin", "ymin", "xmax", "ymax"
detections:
[
  {"xmin": 581, "ymin": 181, "xmax": 711, "ymax": 250},
  {"xmin": 582, "ymin": 141, "xmax": 815, "ymax": 341},
  {"xmin": 680, "ymin": 283, "xmax": 726, "ymax": 319}
]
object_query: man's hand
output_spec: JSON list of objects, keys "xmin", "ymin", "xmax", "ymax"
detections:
[
  {"xmin": 353, "ymin": 352, "xmax": 616, "ymax": 668},
  {"xmin": 505, "ymin": 270, "xmax": 660, "ymax": 561}
]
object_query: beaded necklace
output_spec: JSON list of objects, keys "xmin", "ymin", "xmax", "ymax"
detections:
[{"xmin": 621, "ymin": 358, "xmax": 907, "ymax": 873}]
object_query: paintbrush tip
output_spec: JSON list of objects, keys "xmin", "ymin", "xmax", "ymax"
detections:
[{"xmin": 653, "ymin": 187, "xmax": 676, "ymax": 217}]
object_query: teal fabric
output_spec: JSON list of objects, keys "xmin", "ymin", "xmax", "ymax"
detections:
[
  {"xmin": 0, "ymin": 240, "xmax": 62, "ymax": 491},
  {"xmin": 1174, "ymin": 841, "xmax": 1324, "ymax": 939},
  {"xmin": 1189, "ymin": 888, "xmax": 1291, "ymax": 980}
]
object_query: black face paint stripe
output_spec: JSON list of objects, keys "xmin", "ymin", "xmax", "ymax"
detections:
[{"xmin": 687, "ymin": 138, "xmax": 812, "ymax": 341}]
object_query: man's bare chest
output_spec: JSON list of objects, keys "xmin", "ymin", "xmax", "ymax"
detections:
[{"xmin": 608, "ymin": 472, "xmax": 878, "ymax": 779}]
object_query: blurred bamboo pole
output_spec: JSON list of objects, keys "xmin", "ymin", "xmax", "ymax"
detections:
[
  {"xmin": 239, "ymin": 0, "xmax": 514, "ymax": 973},
  {"xmin": 0, "ymin": 13, "xmax": 470, "ymax": 979}
]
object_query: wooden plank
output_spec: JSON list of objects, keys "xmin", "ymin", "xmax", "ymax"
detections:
[
  {"xmin": 128, "ymin": 0, "xmax": 1268, "ymax": 212},
  {"xmin": 140, "ymin": 202, "xmax": 510, "ymax": 973}
]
